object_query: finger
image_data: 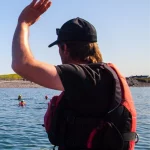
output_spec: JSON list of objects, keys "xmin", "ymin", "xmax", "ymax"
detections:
[
  {"xmin": 38, "ymin": 0, "xmax": 49, "ymax": 9},
  {"xmin": 34, "ymin": 0, "xmax": 45, "ymax": 9},
  {"xmin": 39, "ymin": 1, "xmax": 51, "ymax": 14},
  {"xmin": 30, "ymin": 0, "xmax": 38, "ymax": 7},
  {"xmin": 39, "ymin": 0, "xmax": 51, "ymax": 13}
]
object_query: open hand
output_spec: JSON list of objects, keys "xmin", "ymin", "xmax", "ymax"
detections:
[{"xmin": 18, "ymin": 0, "xmax": 51, "ymax": 26}]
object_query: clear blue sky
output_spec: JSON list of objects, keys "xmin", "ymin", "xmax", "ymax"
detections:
[{"xmin": 0, "ymin": 0, "xmax": 149, "ymax": 77}]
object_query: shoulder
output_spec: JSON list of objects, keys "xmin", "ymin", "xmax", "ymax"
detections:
[
  {"xmin": 55, "ymin": 63, "xmax": 103, "ymax": 86},
  {"xmin": 55, "ymin": 63, "xmax": 99, "ymax": 77},
  {"xmin": 56, "ymin": 63, "xmax": 100, "ymax": 72}
]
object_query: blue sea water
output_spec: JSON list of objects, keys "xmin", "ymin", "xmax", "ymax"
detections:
[{"xmin": 0, "ymin": 87, "xmax": 150, "ymax": 150}]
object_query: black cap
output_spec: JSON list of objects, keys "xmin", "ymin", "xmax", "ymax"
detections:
[{"xmin": 48, "ymin": 17, "xmax": 97, "ymax": 48}]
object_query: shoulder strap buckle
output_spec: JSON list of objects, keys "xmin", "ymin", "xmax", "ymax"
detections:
[{"xmin": 123, "ymin": 132, "xmax": 139, "ymax": 143}]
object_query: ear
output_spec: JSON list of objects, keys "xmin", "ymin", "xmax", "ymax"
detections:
[{"xmin": 63, "ymin": 44, "xmax": 69, "ymax": 56}]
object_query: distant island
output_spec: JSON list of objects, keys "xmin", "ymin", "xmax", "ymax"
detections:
[
  {"xmin": 126, "ymin": 75, "xmax": 150, "ymax": 87},
  {"xmin": 0, "ymin": 74, "xmax": 149, "ymax": 88}
]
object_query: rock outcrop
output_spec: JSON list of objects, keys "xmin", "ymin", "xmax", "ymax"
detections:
[{"xmin": 126, "ymin": 78, "xmax": 150, "ymax": 87}]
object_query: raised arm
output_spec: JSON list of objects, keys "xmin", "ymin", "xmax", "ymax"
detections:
[{"xmin": 12, "ymin": 0, "xmax": 64, "ymax": 91}]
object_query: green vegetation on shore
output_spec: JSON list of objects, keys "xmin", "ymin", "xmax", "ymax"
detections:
[
  {"xmin": 0, "ymin": 74, "xmax": 23, "ymax": 80},
  {"xmin": 136, "ymin": 78, "xmax": 150, "ymax": 83},
  {"xmin": 0, "ymin": 73, "xmax": 149, "ymax": 83}
]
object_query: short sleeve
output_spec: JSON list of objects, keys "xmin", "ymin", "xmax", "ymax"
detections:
[{"xmin": 55, "ymin": 64, "xmax": 97, "ymax": 94}]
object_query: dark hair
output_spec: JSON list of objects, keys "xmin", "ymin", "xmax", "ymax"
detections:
[{"xmin": 61, "ymin": 42, "xmax": 103, "ymax": 63}]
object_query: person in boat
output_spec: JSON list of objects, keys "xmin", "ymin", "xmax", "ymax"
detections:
[
  {"xmin": 12, "ymin": 0, "xmax": 138, "ymax": 150},
  {"xmin": 19, "ymin": 100, "xmax": 26, "ymax": 107},
  {"xmin": 18, "ymin": 95, "xmax": 22, "ymax": 100}
]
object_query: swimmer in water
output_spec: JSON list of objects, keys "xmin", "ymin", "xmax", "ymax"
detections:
[
  {"xmin": 18, "ymin": 95, "xmax": 22, "ymax": 100},
  {"xmin": 19, "ymin": 100, "xmax": 26, "ymax": 106}
]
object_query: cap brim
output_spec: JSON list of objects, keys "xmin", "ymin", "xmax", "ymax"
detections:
[{"xmin": 48, "ymin": 40, "xmax": 58, "ymax": 48}]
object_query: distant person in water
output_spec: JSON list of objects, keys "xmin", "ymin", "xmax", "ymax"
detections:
[
  {"xmin": 19, "ymin": 100, "xmax": 26, "ymax": 107},
  {"xmin": 18, "ymin": 95, "xmax": 22, "ymax": 100},
  {"xmin": 45, "ymin": 95, "xmax": 48, "ymax": 100}
]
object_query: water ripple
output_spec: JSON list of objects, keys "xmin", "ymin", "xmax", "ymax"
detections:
[{"xmin": 0, "ymin": 88, "xmax": 150, "ymax": 149}]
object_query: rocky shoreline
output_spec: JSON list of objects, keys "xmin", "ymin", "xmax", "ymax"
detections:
[
  {"xmin": 0, "ymin": 80, "xmax": 43, "ymax": 88},
  {"xmin": 126, "ymin": 78, "xmax": 150, "ymax": 87},
  {"xmin": 0, "ymin": 79, "xmax": 149, "ymax": 88}
]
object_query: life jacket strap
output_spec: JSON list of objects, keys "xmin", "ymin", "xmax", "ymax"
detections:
[
  {"xmin": 122, "ymin": 132, "xmax": 139, "ymax": 143},
  {"xmin": 53, "ymin": 145, "xmax": 56, "ymax": 150}
]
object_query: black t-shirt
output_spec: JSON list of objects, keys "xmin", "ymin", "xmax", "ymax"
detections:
[
  {"xmin": 55, "ymin": 63, "xmax": 114, "ymax": 116},
  {"xmin": 55, "ymin": 63, "xmax": 130, "ymax": 150}
]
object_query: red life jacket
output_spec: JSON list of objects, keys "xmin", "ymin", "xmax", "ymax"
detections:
[
  {"xmin": 107, "ymin": 63, "xmax": 137, "ymax": 150},
  {"xmin": 44, "ymin": 63, "xmax": 138, "ymax": 150},
  {"xmin": 44, "ymin": 93, "xmax": 64, "ymax": 133},
  {"xmin": 19, "ymin": 101, "xmax": 26, "ymax": 106}
]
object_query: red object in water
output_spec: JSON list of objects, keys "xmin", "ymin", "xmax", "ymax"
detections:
[{"xmin": 19, "ymin": 101, "xmax": 26, "ymax": 106}]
